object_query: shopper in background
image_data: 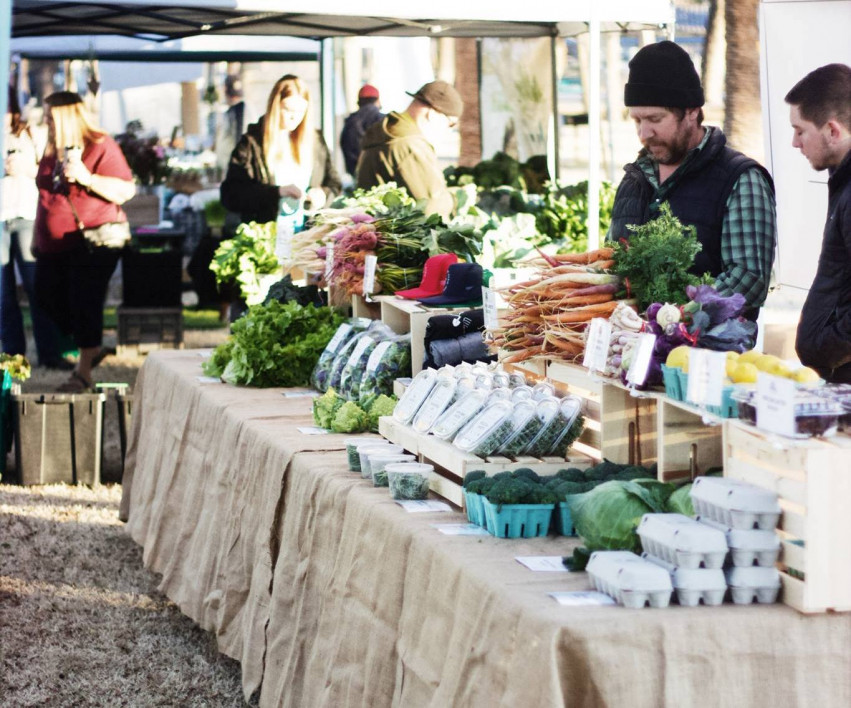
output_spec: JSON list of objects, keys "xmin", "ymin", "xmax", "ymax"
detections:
[
  {"xmin": 215, "ymin": 74, "xmax": 246, "ymax": 175},
  {"xmin": 786, "ymin": 63, "xmax": 851, "ymax": 383},
  {"xmin": 34, "ymin": 91, "xmax": 136, "ymax": 392},
  {"xmin": 607, "ymin": 41, "xmax": 777, "ymax": 320},
  {"xmin": 220, "ymin": 74, "xmax": 341, "ymax": 228},
  {"xmin": 340, "ymin": 84, "xmax": 384, "ymax": 177},
  {"xmin": 2, "ymin": 88, "xmax": 69, "ymax": 369},
  {"xmin": 356, "ymin": 80, "xmax": 462, "ymax": 219}
]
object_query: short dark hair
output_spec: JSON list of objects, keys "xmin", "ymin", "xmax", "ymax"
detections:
[
  {"xmin": 667, "ymin": 107, "xmax": 704, "ymax": 125},
  {"xmin": 785, "ymin": 63, "xmax": 851, "ymax": 131},
  {"xmin": 357, "ymin": 96, "xmax": 379, "ymax": 108}
]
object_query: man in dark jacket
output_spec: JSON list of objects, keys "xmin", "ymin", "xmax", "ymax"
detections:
[
  {"xmin": 356, "ymin": 80, "xmax": 462, "ymax": 219},
  {"xmin": 786, "ymin": 64, "xmax": 851, "ymax": 383},
  {"xmin": 340, "ymin": 84, "xmax": 384, "ymax": 177},
  {"xmin": 608, "ymin": 41, "xmax": 776, "ymax": 320}
]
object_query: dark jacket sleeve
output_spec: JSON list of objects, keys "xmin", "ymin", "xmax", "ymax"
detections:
[
  {"xmin": 219, "ymin": 134, "xmax": 280, "ymax": 222},
  {"xmin": 311, "ymin": 131, "xmax": 342, "ymax": 201}
]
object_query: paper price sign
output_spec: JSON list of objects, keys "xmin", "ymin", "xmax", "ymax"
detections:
[
  {"xmin": 626, "ymin": 333, "xmax": 657, "ymax": 387},
  {"xmin": 756, "ymin": 372, "xmax": 796, "ymax": 437},
  {"xmin": 482, "ymin": 287, "xmax": 499, "ymax": 331},
  {"xmin": 274, "ymin": 218, "xmax": 294, "ymax": 262},
  {"xmin": 686, "ymin": 348, "xmax": 726, "ymax": 406},
  {"xmin": 582, "ymin": 318, "xmax": 612, "ymax": 373},
  {"xmin": 324, "ymin": 243, "xmax": 334, "ymax": 282},
  {"xmin": 362, "ymin": 254, "xmax": 378, "ymax": 295}
]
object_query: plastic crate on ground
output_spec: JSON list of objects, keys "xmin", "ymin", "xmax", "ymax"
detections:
[{"xmin": 116, "ymin": 306, "xmax": 183, "ymax": 355}]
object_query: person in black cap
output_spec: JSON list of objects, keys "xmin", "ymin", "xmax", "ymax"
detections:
[
  {"xmin": 356, "ymin": 80, "xmax": 462, "ymax": 219},
  {"xmin": 340, "ymin": 84, "xmax": 384, "ymax": 177},
  {"xmin": 608, "ymin": 41, "xmax": 777, "ymax": 320}
]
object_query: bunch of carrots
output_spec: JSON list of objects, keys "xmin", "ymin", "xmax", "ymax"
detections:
[{"xmin": 488, "ymin": 247, "xmax": 637, "ymax": 364}]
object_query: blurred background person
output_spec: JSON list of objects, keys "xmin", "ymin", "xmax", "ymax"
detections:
[
  {"xmin": 215, "ymin": 74, "xmax": 246, "ymax": 176},
  {"xmin": 1, "ymin": 86, "xmax": 68, "ymax": 369},
  {"xmin": 220, "ymin": 73, "xmax": 341, "ymax": 230},
  {"xmin": 33, "ymin": 91, "xmax": 135, "ymax": 392},
  {"xmin": 340, "ymin": 84, "xmax": 384, "ymax": 178}
]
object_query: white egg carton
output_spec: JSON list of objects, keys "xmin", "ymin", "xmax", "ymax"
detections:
[
  {"xmin": 636, "ymin": 513, "xmax": 728, "ymax": 569},
  {"xmin": 697, "ymin": 516, "xmax": 781, "ymax": 568},
  {"xmin": 586, "ymin": 551, "xmax": 673, "ymax": 609},
  {"xmin": 725, "ymin": 566, "xmax": 781, "ymax": 605},
  {"xmin": 642, "ymin": 554, "xmax": 727, "ymax": 607},
  {"xmin": 690, "ymin": 477, "xmax": 781, "ymax": 530}
]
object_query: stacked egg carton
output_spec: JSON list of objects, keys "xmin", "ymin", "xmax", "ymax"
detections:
[
  {"xmin": 637, "ymin": 513, "xmax": 728, "ymax": 607},
  {"xmin": 690, "ymin": 477, "xmax": 782, "ymax": 605},
  {"xmin": 586, "ymin": 551, "xmax": 673, "ymax": 609}
]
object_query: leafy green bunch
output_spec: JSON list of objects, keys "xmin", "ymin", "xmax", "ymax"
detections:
[
  {"xmin": 611, "ymin": 202, "xmax": 711, "ymax": 310},
  {"xmin": 202, "ymin": 301, "xmax": 345, "ymax": 387},
  {"xmin": 209, "ymin": 221, "xmax": 280, "ymax": 304},
  {"xmin": 313, "ymin": 388, "xmax": 397, "ymax": 433},
  {"xmin": 534, "ymin": 180, "xmax": 616, "ymax": 254}
]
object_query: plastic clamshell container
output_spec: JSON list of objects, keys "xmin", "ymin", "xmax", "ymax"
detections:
[
  {"xmin": 510, "ymin": 385, "xmax": 534, "ymax": 402},
  {"xmin": 725, "ymin": 566, "xmax": 781, "ymax": 604},
  {"xmin": 369, "ymin": 453, "xmax": 415, "ymax": 487},
  {"xmin": 452, "ymin": 362, "xmax": 474, "ymax": 378},
  {"xmin": 636, "ymin": 513, "xmax": 728, "ymax": 569},
  {"xmin": 474, "ymin": 374, "xmax": 494, "ymax": 391},
  {"xmin": 358, "ymin": 444, "xmax": 403, "ymax": 479},
  {"xmin": 431, "ymin": 389, "xmax": 489, "ymax": 440},
  {"xmin": 345, "ymin": 436, "xmax": 380, "ymax": 471},
  {"xmin": 690, "ymin": 477, "xmax": 781, "ymax": 530},
  {"xmin": 519, "ymin": 397, "xmax": 561, "ymax": 456},
  {"xmin": 586, "ymin": 551, "xmax": 674, "ymax": 609},
  {"xmin": 732, "ymin": 387, "xmax": 842, "ymax": 438},
  {"xmin": 492, "ymin": 372, "xmax": 511, "ymax": 389},
  {"xmin": 697, "ymin": 516, "xmax": 781, "ymax": 568},
  {"xmin": 642, "ymin": 553, "xmax": 727, "ymax": 607},
  {"xmin": 393, "ymin": 369, "xmax": 438, "ymax": 424},
  {"xmin": 453, "ymin": 399, "xmax": 515, "ymax": 457},
  {"xmin": 508, "ymin": 373, "xmax": 527, "ymax": 388},
  {"xmin": 386, "ymin": 462, "xmax": 433, "ymax": 500},
  {"xmin": 547, "ymin": 396, "xmax": 585, "ymax": 456},
  {"xmin": 494, "ymin": 400, "xmax": 538, "ymax": 456},
  {"xmin": 487, "ymin": 388, "xmax": 512, "ymax": 402},
  {"xmin": 411, "ymin": 377, "xmax": 458, "ymax": 433},
  {"xmin": 531, "ymin": 382, "xmax": 555, "ymax": 400}
]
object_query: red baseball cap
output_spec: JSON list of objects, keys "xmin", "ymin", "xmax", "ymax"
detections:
[
  {"xmin": 394, "ymin": 253, "xmax": 458, "ymax": 299},
  {"xmin": 358, "ymin": 84, "xmax": 380, "ymax": 100}
]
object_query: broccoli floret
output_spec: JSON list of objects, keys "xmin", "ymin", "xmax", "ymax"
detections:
[
  {"xmin": 539, "ymin": 474, "xmax": 559, "ymax": 487},
  {"xmin": 551, "ymin": 481, "xmax": 595, "ymax": 501},
  {"xmin": 313, "ymin": 388, "xmax": 345, "ymax": 429},
  {"xmin": 485, "ymin": 479, "xmax": 536, "ymax": 508},
  {"xmin": 614, "ymin": 466, "xmax": 655, "ymax": 481},
  {"xmin": 492, "ymin": 471, "xmax": 514, "ymax": 481},
  {"xmin": 527, "ymin": 486, "xmax": 558, "ymax": 505},
  {"xmin": 367, "ymin": 394, "xmax": 397, "ymax": 432},
  {"xmin": 511, "ymin": 468, "xmax": 541, "ymax": 483},
  {"xmin": 463, "ymin": 470, "xmax": 487, "ymax": 488},
  {"xmin": 583, "ymin": 459, "xmax": 624, "ymax": 482},
  {"xmin": 466, "ymin": 477, "xmax": 498, "ymax": 496},
  {"xmin": 330, "ymin": 401, "xmax": 370, "ymax": 433},
  {"xmin": 556, "ymin": 467, "xmax": 587, "ymax": 484}
]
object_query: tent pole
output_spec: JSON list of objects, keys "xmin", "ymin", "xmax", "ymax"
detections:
[
  {"xmin": 587, "ymin": 13, "xmax": 601, "ymax": 251},
  {"xmin": 550, "ymin": 34, "xmax": 560, "ymax": 183},
  {"xmin": 319, "ymin": 38, "xmax": 335, "ymax": 163},
  {"xmin": 0, "ymin": 0, "xmax": 11, "ymax": 245}
]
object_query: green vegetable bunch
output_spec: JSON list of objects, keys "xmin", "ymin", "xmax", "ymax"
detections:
[
  {"xmin": 0, "ymin": 353, "xmax": 31, "ymax": 382},
  {"xmin": 611, "ymin": 202, "xmax": 712, "ymax": 310},
  {"xmin": 312, "ymin": 388, "xmax": 396, "ymax": 433},
  {"xmin": 533, "ymin": 180, "xmax": 615, "ymax": 255},
  {"xmin": 209, "ymin": 221, "xmax": 280, "ymax": 305},
  {"xmin": 202, "ymin": 301, "xmax": 345, "ymax": 387}
]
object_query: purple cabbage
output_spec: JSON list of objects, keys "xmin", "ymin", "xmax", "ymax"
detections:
[{"xmin": 685, "ymin": 285, "xmax": 747, "ymax": 326}]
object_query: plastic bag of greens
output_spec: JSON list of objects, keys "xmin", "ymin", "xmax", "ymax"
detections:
[
  {"xmin": 311, "ymin": 318, "xmax": 372, "ymax": 392},
  {"xmin": 358, "ymin": 335, "xmax": 412, "ymax": 411},
  {"xmin": 338, "ymin": 323, "xmax": 395, "ymax": 400}
]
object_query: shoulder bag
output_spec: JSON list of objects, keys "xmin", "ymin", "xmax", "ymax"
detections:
[{"xmin": 65, "ymin": 191, "xmax": 131, "ymax": 249}]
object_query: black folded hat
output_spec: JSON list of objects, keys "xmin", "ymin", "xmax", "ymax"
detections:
[{"xmin": 418, "ymin": 263, "xmax": 483, "ymax": 306}]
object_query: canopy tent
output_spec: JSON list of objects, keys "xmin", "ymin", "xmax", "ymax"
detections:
[{"xmin": 4, "ymin": 0, "xmax": 676, "ymax": 247}]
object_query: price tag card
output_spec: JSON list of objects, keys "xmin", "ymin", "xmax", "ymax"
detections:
[
  {"xmin": 549, "ymin": 591, "xmax": 617, "ymax": 607},
  {"xmin": 324, "ymin": 243, "xmax": 334, "ymax": 282},
  {"xmin": 275, "ymin": 218, "xmax": 294, "ymax": 262},
  {"xmin": 432, "ymin": 523, "xmax": 490, "ymax": 536},
  {"xmin": 362, "ymin": 254, "xmax": 378, "ymax": 295},
  {"xmin": 582, "ymin": 318, "xmax": 612, "ymax": 373},
  {"xmin": 625, "ymin": 332, "xmax": 657, "ymax": 387},
  {"xmin": 756, "ymin": 372, "xmax": 796, "ymax": 437},
  {"xmin": 482, "ymin": 287, "xmax": 500, "ymax": 331},
  {"xmin": 516, "ymin": 556, "xmax": 569, "ymax": 572},
  {"xmin": 283, "ymin": 390, "xmax": 320, "ymax": 398},
  {"xmin": 297, "ymin": 426, "xmax": 329, "ymax": 435},
  {"xmin": 686, "ymin": 348, "xmax": 726, "ymax": 406},
  {"xmin": 396, "ymin": 500, "xmax": 452, "ymax": 513},
  {"xmin": 196, "ymin": 376, "xmax": 221, "ymax": 384}
]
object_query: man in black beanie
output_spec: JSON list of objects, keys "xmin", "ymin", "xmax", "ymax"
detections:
[{"xmin": 608, "ymin": 41, "xmax": 777, "ymax": 320}]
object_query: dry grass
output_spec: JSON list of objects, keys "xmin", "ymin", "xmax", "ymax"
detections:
[{"xmin": 0, "ymin": 324, "xmax": 249, "ymax": 707}]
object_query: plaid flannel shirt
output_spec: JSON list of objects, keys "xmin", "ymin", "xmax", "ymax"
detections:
[{"xmin": 636, "ymin": 127, "xmax": 777, "ymax": 308}]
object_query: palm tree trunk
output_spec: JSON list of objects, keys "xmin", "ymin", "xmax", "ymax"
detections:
[
  {"xmin": 723, "ymin": 0, "xmax": 764, "ymax": 162},
  {"xmin": 702, "ymin": 0, "xmax": 726, "ymax": 110},
  {"xmin": 455, "ymin": 38, "xmax": 481, "ymax": 167}
]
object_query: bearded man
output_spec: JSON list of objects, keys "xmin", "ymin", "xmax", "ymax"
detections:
[{"xmin": 608, "ymin": 41, "xmax": 777, "ymax": 320}]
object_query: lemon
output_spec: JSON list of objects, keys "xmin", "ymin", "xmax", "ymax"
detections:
[
  {"xmin": 726, "ymin": 351, "xmax": 740, "ymax": 361},
  {"xmin": 731, "ymin": 362, "xmax": 759, "ymax": 384},
  {"xmin": 725, "ymin": 358, "xmax": 740, "ymax": 379},
  {"xmin": 793, "ymin": 366, "xmax": 821, "ymax": 384},
  {"xmin": 738, "ymin": 349, "xmax": 762, "ymax": 365},
  {"xmin": 753, "ymin": 354, "xmax": 782, "ymax": 372},
  {"xmin": 665, "ymin": 345, "xmax": 692, "ymax": 371}
]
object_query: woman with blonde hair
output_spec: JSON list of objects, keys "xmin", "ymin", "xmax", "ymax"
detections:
[
  {"xmin": 34, "ymin": 91, "xmax": 135, "ymax": 392},
  {"xmin": 220, "ymin": 74, "xmax": 341, "ymax": 229}
]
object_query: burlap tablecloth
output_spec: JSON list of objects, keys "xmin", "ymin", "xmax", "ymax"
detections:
[{"xmin": 121, "ymin": 351, "xmax": 851, "ymax": 707}]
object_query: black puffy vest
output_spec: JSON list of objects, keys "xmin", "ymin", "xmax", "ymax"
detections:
[{"xmin": 608, "ymin": 128, "xmax": 774, "ymax": 279}]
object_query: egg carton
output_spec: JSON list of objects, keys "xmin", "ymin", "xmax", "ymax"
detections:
[
  {"xmin": 586, "ymin": 551, "xmax": 673, "ymax": 609},
  {"xmin": 697, "ymin": 516, "xmax": 781, "ymax": 568},
  {"xmin": 690, "ymin": 477, "xmax": 781, "ymax": 530},
  {"xmin": 725, "ymin": 566, "xmax": 781, "ymax": 605},
  {"xmin": 636, "ymin": 513, "xmax": 728, "ymax": 570},
  {"xmin": 642, "ymin": 554, "xmax": 727, "ymax": 607}
]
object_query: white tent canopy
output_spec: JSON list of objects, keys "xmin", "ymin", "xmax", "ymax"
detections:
[{"xmin": 4, "ymin": 0, "xmax": 676, "ymax": 247}]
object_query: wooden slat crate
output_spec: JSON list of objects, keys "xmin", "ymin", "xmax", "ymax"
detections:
[
  {"xmin": 656, "ymin": 398, "xmax": 724, "ymax": 482},
  {"xmin": 724, "ymin": 420, "xmax": 851, "ymax": 614},
  {"xmin": 351, "ymin": 294, "xmax": 381, "ymax": 320}
]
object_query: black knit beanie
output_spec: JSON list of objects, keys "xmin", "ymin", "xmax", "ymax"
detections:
[{"xmin": 624, "ymin": 41, "xmax": 705, "ymax": 108}]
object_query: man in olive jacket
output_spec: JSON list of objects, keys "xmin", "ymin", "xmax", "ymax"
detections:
[
  {"xmin": 356, "ymin": 80, "xmax": 462, "ymax": 219},
  {"xmin": 786, "ymin": 64, "xmax": 851, "ymax": 383}
]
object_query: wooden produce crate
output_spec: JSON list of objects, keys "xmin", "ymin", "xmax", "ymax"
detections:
[
  {"xmin": 116, "ymin": 306, "xmax": 183, "ymax": 355},
  {"xmin": 546, "ymin": 361, "xmax": 657, "ymax": 467},
  {"xmin": 724, "ymin": 420, "xmax": 851, "ymax": 614},
  {"xmin": 351, "ymin": 293, "xmax": 381, "ymax": 320},
  {"xmin": 655, "ymin": 397, "xmax": 725, "ymax": 482}
]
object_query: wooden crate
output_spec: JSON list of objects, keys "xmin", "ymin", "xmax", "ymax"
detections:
[
  {"xmin": 547, "ymin": 361, "xmax": 657, "ymax": 466},
  {"xmin": 656, "ymin": 398, "xmax": 724, "ymax": 482},
  {"xmin": 351, "ymin": 294, "xmax": 381, "ymax": 320},
  {"xmin": 724, "ymin": 420, "xmax": 851, "ymax": 614}
]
